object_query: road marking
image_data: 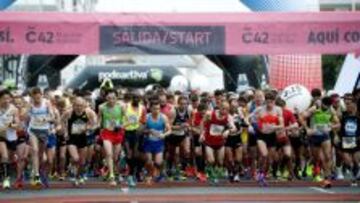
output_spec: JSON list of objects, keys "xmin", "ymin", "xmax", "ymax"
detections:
[{"xmin": 310, "ymin": 187, "xmax": 335, "ymax": 194}]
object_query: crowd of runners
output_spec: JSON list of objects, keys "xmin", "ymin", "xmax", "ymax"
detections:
[{"xmin": 0, "ymin": 84, "xmax": 359, "ymax": 190}]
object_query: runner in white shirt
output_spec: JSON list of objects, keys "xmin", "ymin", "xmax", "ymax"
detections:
[
  {"xmin": 0, "ymin": 89, "xmax": 19, "ymax": 189},
  {"xmin": 27, "ymin": 87, "xmax": 56, "ymax": 187}
]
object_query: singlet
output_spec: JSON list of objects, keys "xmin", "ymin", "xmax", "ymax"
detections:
[
  {"xmin": 340, "ymin": 111, "xmax": 359, "ymax": 149},
  {"xmin": 0, "ymin": 105, "xmax": 17, "ymax": 141},
  {"xmin": 192, "ymin": 111, "xmax": 203, "ymax": 128},
  {"xmin": 68, "ymin": 111, "xmax": 89, "ymax": 137},
  {"xmin": 28, "ymin": 100, "xmax": 50, "ymax": 130},
  {"xmin": 101, "ymin": 103, "xmax": 123, "ymax": 130},
  {"xmin": 204, "ymin": 110, "xmax": 229, "ymax": 146},
  {"xmin": 257, "ymin": 106, "xmax": 281, "ymax": 135},
  {"xmin": 124, "ymin": 104, "xmax": 143, "ymax": 131},
  {"xmin": 192, "ymin": 111, "xmax": 203, "ymax": 136},
  {"xmin": 146, "ymin": 113, "xmax": 166, "ymax": 141},
  {"xmin": 172, "ymin": 108, "xmax": 190, "ymax": 136},
  {"xmin": 310, "ymin": 108, "xmax": 332, "ymax": 136}
]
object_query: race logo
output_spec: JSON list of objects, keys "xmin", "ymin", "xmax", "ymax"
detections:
[{"xmin": 150, "ymin": 68, "xmax": 163, "ymax": 82}]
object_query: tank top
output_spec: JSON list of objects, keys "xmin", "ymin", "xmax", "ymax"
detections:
[
  {"xmin": 29, "ymin": 100, "xmax": 50, "ymax": 130},
  {"xmin": 310, "ymin": 108, "xmax": 332, "ymax": 135},
  {"xmin": 258, "ymin": 106, "xmax": 280, "ymax": 134},
  {"xmin": 124, "ymin": 104, "xmax": 143, "ymax": 131},
  {"xmin": 172, "ymin": 108, "xmax": 190, "ymax": 136},
  {"xmin": 68, "ymin": 111, "xmax": 89, "ymax": 137},
  {"xmin": 0, "ymin": 105, "xmax": 16, "ymax": 141},
  {"xmin": 340, "ymin": 112, "xmax": 359, "ymax": 149},
  {"xmin": 146, "ymin": 113, "xmax": 166, "ymax": 141},
  {"xmin": 193, "ymin": 111, "xmax": 203, "ymax": 127},
  {"xmin": 101, "ymin": 104, "xmax": 123, "ymax": 129}
]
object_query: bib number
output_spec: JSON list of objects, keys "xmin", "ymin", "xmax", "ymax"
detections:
[
  {"xmin": 173, "ymin": 129, "xmax": 185, "ymax": 136},
  {"xmin": 128, "ymin": 115, "xmax": 138, "ymax": 124},
  {"xmin": 342, "ymin": 137, "xmax": 357, "ymax": 149},
  {"xmin": 210, "ymin": 124, "xmax": 225, "ymax": 136},
  {"xmin": 314, "ymin": 124, "xmax": 329, "ymax": 134},
  {"xmin": 71, "ymin": 123, "xmax": 86, "ymax": 135},
  {"xmin": 32, "ymin": 115, "xmax": 47, "ymax": 127}
]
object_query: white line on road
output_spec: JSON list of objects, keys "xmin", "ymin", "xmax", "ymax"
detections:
[{"xmin": 310, "ymin": 187, "xmax": 335, "ymax": 194}]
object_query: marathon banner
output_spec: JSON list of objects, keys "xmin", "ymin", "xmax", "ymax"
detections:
[{"xmin": 0, "ymin": 12, "xmax": 360, "ymax": 55}]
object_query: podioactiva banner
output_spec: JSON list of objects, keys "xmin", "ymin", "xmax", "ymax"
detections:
[{"xmin": 0, "ymin": 12, "xmax": 360, "ymax": 55}]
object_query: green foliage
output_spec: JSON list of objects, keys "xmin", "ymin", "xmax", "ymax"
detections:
[{"xmin": 322, "ymin": 55, "xmax": 345, "ymax": 90}]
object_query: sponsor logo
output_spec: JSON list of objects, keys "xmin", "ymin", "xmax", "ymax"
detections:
[{"xmin": 98, "ymin": 69, "xmax": 164, "ymax": 82}]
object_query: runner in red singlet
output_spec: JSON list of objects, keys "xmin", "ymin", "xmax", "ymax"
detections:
[{"xmin": 200, "ymin": 101, "xmax": 236, "ymax": 184}]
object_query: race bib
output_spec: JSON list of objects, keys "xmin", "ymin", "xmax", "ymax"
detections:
[
  {"xmin": 149, "ymin": 129, "xmax": 163, "ymax": 140},
  {"xmin": 262, "ymin": 124, "xmax": 274, "ymax": 134},
  {"xmin": 173, "ymin": 129, "xmax": 185, "ymax": 136},
  {"xmin": 32, "ymin": 115, "xmax": 47, "ymax": 127},
  {"xmin": 71, "ymin": 123, "xmax": 86, "ymax": 135},
  {"xmin": 342, "ymin": 137, "xmax": 357, "ymax": 149},
  {"xmin": 128, "ymin": 115, "xmax": 138, "ymax": 124},
  {"xmin": 106, "ymin": 120, "xmax": 120, "ymax": 130},
  {"xmin": 314, "ymin": 124, "xmax": 329, "ymax": 134},
  {"xmin": 345, "ymin": 121, "xmax": 357, "ymax": 136},
  {"xmin": 209, "ymin": 124, "xmax": 225, "ymax": 136}
]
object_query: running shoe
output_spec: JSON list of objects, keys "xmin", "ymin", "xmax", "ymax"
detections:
[
  {"xmin": 145, "ymin": 176, "xmax": 153, "ymax": 185},
  {"xmin": 2, "ymin": 177, "xmax": 10, "ymax": 189},
  {"xmin": 336, "ymin": 167, "xmax": 344, "ymax": 180},
  {"xmin": 306, "ymin": 164, "xmax": 313, "ymax": 177},
  {"xmin": 185, "ymin": 166, "xmax": 196, "ymax": 177},
  {"xmin": 72, "ymin": 178, "xmax": 79, "ymax": 187},
  {"xmin": 40, "ymin": 172, "xmax": 49, "ymax": 188},
  {"xmin": 313, "ymin": 175, "xmax": 323, "ymax": 182},
  {"xmin": 58, "ymin": 173, "xmax": 66, "ymax": 181},
  {"xmin": 32, "ymin": 175, "xmax": 42, "ymax": 187},
  {"xmin": 281, "ymin": 170, "xmax": 290, "ymax": 180},
  {"xmin": 233, "ymin": 174, "xmax": 240, "ymax": 182},
  {"xmin": 79, "ymin": 177, "xmax": 85, "ymax": 185},
  {"xmin": 155, "ymin": 173, "xmax": 166, "ymax": 183},
  {"xmin": 109, "ymin": 176, "xmax": 117, "ymax": 187},
  {"xmin": 351, "ymin": 179, "xmax": 358, "ymax": 187},
  {"xmin": 196, "ymin": 172, "xmax": 207, "ymax": 182},
  {"xmin": 228, "ymin": 174, "xmax": 235, "ymax": 183},
  {"xmin": 118, "ymin": 175, "xmax": 124, "ymax": 183},
  {"xmin": 127, "ymin": 176, "xmax": 136, "ymax": 187},
  {"xmin": 13, "ymin": 178, "xmax": 24, "ymax": 189},
  {"xmin": 48, "ymin": 173, "xmax": 57, "ymax": 181},
  {"xmin": 175, "ymin": 169, "xmax": 187, "ymax": 181},
  {"xmin": 257, "ymin": 172, "xmax": 268, "ymax": 187}
]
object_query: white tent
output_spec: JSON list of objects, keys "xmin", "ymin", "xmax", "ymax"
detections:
[{"xmin": 334, "ymin": 54, "xmax": 360, "ymax": 96}]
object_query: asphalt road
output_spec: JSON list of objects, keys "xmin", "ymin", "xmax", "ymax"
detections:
[{"xmin": 1, "ymin": 180, "xmax": 360, "ymax": 202}]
